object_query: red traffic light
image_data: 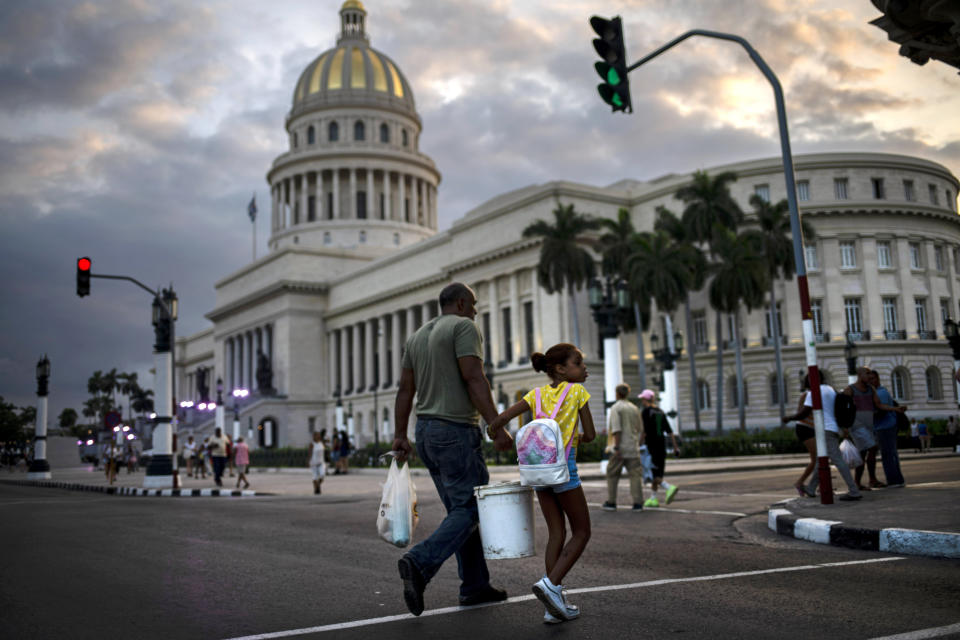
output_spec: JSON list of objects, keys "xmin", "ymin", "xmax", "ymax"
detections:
[{"xmin": 78, "ymin": 257, "xmax": 91, "ymax": 271}]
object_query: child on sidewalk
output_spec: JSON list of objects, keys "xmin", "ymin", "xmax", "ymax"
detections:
[{"xmin": 489, "ymin": 343, "xmax": 596, "ymax": 623}]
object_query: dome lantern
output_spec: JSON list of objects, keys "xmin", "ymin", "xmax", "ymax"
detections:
[{"xmin": 338, "ymin": 0, "xmax": 368, "ymax": 44}]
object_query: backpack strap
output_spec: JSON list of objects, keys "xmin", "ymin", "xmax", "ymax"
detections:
[{"xmin": 548, "ymin": 383, "xmax": 574, "ymax": 421}]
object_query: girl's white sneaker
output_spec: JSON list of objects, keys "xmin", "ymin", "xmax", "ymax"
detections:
[{"xmin": 542, "ymin": 590, "xmax": 579, "ymax": 623}]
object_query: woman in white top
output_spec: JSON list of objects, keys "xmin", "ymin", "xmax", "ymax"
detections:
[
  {"xmin": 183, "ymin": 436, "xmax": 197, "ymax": 478},
  {"xmin": 310, "ymin": 430, "xmax": 326, "ymax": 495}
]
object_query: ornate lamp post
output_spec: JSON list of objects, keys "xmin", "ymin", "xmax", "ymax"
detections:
[
  {"xmin": 944, "ymin": 318, "xmax": 960, "ymax": 409},
  {"xmin": 844, "ymin": 335, "xmax": 859, "ymax": 385},
  {"xmin": 145, "ymin": 287, "xmax": 177, "ymax": 488},
  {"xmin": 231, "ymin": 384, "xmax": 249, "ymax": 442},
  {"xmin": 650, "ymin": 330, "xmax": 684, "ymax": 426},
  {"xmin": 28, "ymin": 355, "xmax": 52, "ymax": 479},
  {"xmin": 588, "ymin": 276, "xmax": 630, "ymax": 420}
]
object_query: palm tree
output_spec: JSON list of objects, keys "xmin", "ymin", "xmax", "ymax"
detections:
[
  {"xmin": 655, "ymin": 206, "xmax": 708, "ymax": 431},
  {"xmin": 708, "ymin": 225, "xmax": 769, "ymax": 430},
  {"xmin": 599, "ymin": 208, "xmax": 650, "ymax": 389},
  {"xmin": 676, "ymin": 170, "xmax": 744, "ymax": 433},
  {"xmin": 131, "ymin": 387, "xmax": 154, "ymax": 417},
  {"xmin": 748, "ymin": 195, "xmax": 815, "ymax": 424},
  {"xmin": 523, "ymin": 202, "xmax": 600, "ymax": 347}
]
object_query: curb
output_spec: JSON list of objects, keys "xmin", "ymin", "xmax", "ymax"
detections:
[
  {"xmin": 767, "ymin": 506, "xmax": 960, "ymax": 559},
  {"xmin": 0, "ymin": 479, "xmax": 264, "ymax": 497}
]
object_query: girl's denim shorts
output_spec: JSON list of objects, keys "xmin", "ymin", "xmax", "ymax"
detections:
[{"xmin": 534, "ymin": 448, "xmax": 580, "ymax": 494}]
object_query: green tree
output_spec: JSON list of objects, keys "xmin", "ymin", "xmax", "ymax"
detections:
[
  {"xmin": 708, "ymin": 225, "xmax": 769, "ymax": 430},
  {"xmin": 676, "ymin": 170, "xmax": 744, "ymax": 433},
  {"xmin": 523, "ymin": 202, "xmax": 600, "ymax": 347},
  {"xmin": 748, "ymin": 195, "xmax": 815, "ymax": 423},
  {"xmin": 655, "ymin": 205, "xmax": 708, "ymax": 431},
  {"xmin": 131, "ymin": 387, "xmax": 154, "ymax": 417},
  {"xmin": 58, "ymin": 408, "xmax": 78, "ymax": 431},
  {"xmin": 599, "ymin": 208, "xmax": 651, "ymax": 389},
  {"xmin": 0, "ymin": 397, "xmax": 35, "ymax": 444}
]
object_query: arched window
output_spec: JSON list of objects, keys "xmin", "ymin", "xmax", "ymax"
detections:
[
  {"xmin": 925, "ymin": 366, "xmax": 943, "ymax": 400},
  {"xmin": 328, "ymin": 122, "xmax": 339, "ymax": 142},
  {"xmin": 696, "ymin": 380, "xmax": 711, "ymax": 410},
  {"xmin": 354, "ymin": 120, "xmax": 365, "ymax": 141},
  {"xmin": 380, "ymin": 123, "xmax": 389, "ymax": 143},
  {"xmin": 307, "ymin": 125, "xmax": 315, "ymax": 144},
  {"xmin": 891, "ymin": 367, "xmax": 910, "ymax": 401},
  {"xmin": 769, "ymin": 374, "xmax": 788, "ymax": 406},
  {"xmin": 401, "ymin": 128, "xmax": 408, "ymax": 147},
  {"xmin": 729, "ymin": 376, "xmax": 749, "ymax": 407},
  {"xmin": 258, "ymin": 417, "xmax": 278, "ymax": 448}
]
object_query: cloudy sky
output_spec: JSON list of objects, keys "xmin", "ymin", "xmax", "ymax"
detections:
[{"xmin": 1, "ymin": 0, "xmax": 958, "ymax": 423}]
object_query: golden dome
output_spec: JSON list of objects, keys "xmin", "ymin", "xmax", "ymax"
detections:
[{"xmin": 341, "ymin": 0, "xmax": 365, "ymax": 10}]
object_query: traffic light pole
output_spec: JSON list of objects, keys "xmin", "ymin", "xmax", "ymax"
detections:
[{"xmin": 624, "ymin": 29, "xmax": 833, "ymax": 503}]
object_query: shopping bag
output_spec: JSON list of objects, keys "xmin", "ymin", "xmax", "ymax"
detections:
[
  {"xmin": 839, "ymin": 438, "xmax": 862, "ymax": 468},
  {"xmin": 376, "ymin": 454, "xmax": 419, "ymax": 548},
  {"xmin": 640, "ymin": 444, "xmax": 655, "ymax": 483}
]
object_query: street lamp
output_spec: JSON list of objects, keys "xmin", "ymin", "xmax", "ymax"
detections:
[
  {"xmin": 944, "ymin": 318, "xmax": 960, "ymax": 408},
  {"xmin": 28, "ymin": 354, "xmax": 52, "ymax": 479},
  {"xmin": 844, "ymin": 335, "xmax": 859, "ymax": 385},
  {"xmin": 232, "ymin": 385, "xmax": 249, "ymax": 443},
  {"xmin": 145, "ymin": 287, "xmax": 178, "ymax": 489},
  {"xmin": 650, "ymin": 330, "xmax": 684, "ymax": 420},
  {"xmin": 588, "ymin": 275, "xmax": 631, "ymax": 416}
]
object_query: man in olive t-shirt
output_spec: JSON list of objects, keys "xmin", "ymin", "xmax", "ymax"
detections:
[{"xmin": 392, "ymin": 283, "xmax": 512, "ymax": 616}]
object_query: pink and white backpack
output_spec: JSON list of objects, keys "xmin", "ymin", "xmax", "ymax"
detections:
[{"xmin": 515, "ymin": 384, "xmax": 573, "ymax": 487}]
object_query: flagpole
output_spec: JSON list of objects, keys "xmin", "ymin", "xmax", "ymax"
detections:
[
  {"xmin": 252, "ymin": 218, "xmax": 256, "ymax": 261},
  {"xmin": 248, "ymin": 192, "xmax": 258, "ymax": 262}
]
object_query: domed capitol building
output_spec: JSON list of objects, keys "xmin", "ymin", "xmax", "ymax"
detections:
[{"xmin": 174, "ymin": 1, "xmax": 960, "ymax": 448}]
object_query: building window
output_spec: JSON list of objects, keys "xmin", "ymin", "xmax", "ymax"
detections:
[
  {"xmin": 840, "ymin": 241, "xmax": 856, "ymax": 269},
  {"xmin": 323, "ymin": 231, "xmax": 331, "ymax": 245},
  {"xmin": 501, "ymin": 307, "xmax": 512, "ymax": 363},
  {"xmin": 357, "ymin": 191, "xmax": 367, "ymax": 219},
  {"xmin": 697, "ymin": 380, "xmax": 711, "ymax": 410},
  {"xmin": 401, "ymin": 129, "xmax": 408, "ymax": 147},
  {"xmin": 844, "ymin": 298, "xmax": 863, "ymax": 333},
  {"xmin": 871, "ymin": 177, "xmax": 885, "ymax": 199},
  {"xmin": 380, "ymin": 123, "xmax": 389, "ymax": 143},
  {"xmin": 935, "ymin": 245, "xmax": 945, "ymax": 272},
  {"xmin": 393, "ymin": 232, "xmax": 400, "ymax": 246},
  {"xmin": 354, "ymin": 120, "xmax": 365, "ymax": 141},
  {"xmin": 877, "ymin": 241, "xmax": 892, "ymax": 268},
  {"xmin": 404, "ymin": 198, "xmax": 410, "ymax": 222},
  {"xmin": 308, "ymin": 195, "xmax": 316, "ymax": 222},
  {"xmin": 915, "ymin": 298, "xmax": 927, "ymax": 332},
  {"xmin": 903, "ymin": 179, "xmax": 914, "ymax": 201},
  {"xmin": 754, "ymin": 184, "xmax": 770, "ymax": 202},
  {"xmin": 729, "ymin": 376, "xmax": 749, "ymax": 407},
  {"xmin": 359, "ymin": 230, "xmax": 366, "ymax": 243},
  {"xmin": 805, "ymin": 243, "xmax": 818, "ymax": 270},
  {"xmin": 765, "ymin": 302, "xmax": 782, "ymax": 339},
  {"xmin": 327, "ymin": 192, "xmax": 334, "ymax": 219},
  {"xmin": 307, "ymin": 126, "xmax": 315, "ymax": 145},
  {"xmin": 523, "ymin": 301, "xmax": 535, "ymax": 357},
  {"xmin": 481, "ymin": 312, "xmax": 492, "ymax": 363},
  {"xmin": 769, "ymin": 375, "xmax": 787, "ymax": 406},
  {"xmin": 797, "ymin": 180, "xmax": 810, "ymax": 201},
  {"xmin": 941, "ymin": 299, "xmax": 950, "ymax": 328},
  {"xmin": 811, "ymin": 299, "xmax": 824, "ymax": 336},
  {"xmin": 693, "ymin": 310, "xmax": 708, "ymax": 347},
  {"xmin": 834, "ymin": 178, "xmax": 849, "ymax": 200},
  {"xmin": 926, "ymin": 367, "xmax": 943, "ymax": 401},
  {"xmin": 328, "ymin": 121, "xmax": 339, "ymax": 142},
  {"xmin": 891, "ymin": 368, "xmax": 909, "ymax": 401},
  {"xmin": 882, "ymin": 298, "xmax": 899, "ymax": 332},
  {"xmin": 929, "ymin": 183, "xmax": 939, "ymax": 205},
  {"xmin": 909, "ymin": 242, "xmax": 923, "ymax": 270}
]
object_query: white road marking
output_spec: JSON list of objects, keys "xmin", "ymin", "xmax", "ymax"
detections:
[
  {"xmin": 220, "ymin": 557, "xmax": 905, "ymax": 640},
  {"xmin": 588, "ymin": 502, "xmax": 747, "ymax": 517},
  {"xmin": 866, "ymin": 622, "xmax": 960, "ymax": 640},
  {"xmin": 579, "ymin": 481, "xmax": 789, "ymax": 498}
]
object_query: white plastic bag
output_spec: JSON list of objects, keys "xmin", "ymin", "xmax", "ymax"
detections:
[
  {"xmin": 839, "ymin": 438, "xmax": 863, "ymax": 468},
  {"xmin": 377, "ymin": 454, "xmax": 419, "ymax": 548}
]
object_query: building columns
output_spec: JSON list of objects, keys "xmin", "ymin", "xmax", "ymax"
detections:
[
  {"xmin": 352, "ymin": 322, "xmax": 363, "ymax": 393},
  {"xmin": 392, "ymin": 310, "xmax": 403, "ymax": 386},
  {"xmin": 349, "ymin": 168, "xmax": 357, "ymax": 219},
  {"xmin": 366, "ymin": 169, "xmax": 374, "ymax": 220},
  {"xmin": 365, "ymin": 318, "xmax": 375, "ymax": 390},
  {"xmin": 383, "ymin": 170, "xmax": 392, "ymax": 220},
  {"xmin": 378, "ymin": 315, "xmax": 388, "ymax": 387},
  {"xmin": 341, "ymin": 326, "xmax": 351, "ymax": 394},
  {"xmin": 398, "ymin": 173, "xmax": 406, "ymax": 222},
  {"xmin": 332, "ymin": 169, "xmax": 341, "ymax": 219}
]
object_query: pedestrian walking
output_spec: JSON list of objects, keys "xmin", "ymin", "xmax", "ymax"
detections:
[
  {"xmin": 208, "ymin": 428, "xmax": 230, "ymax": 487},
  {"xmin": 638, "ymin": 389, "xmax": 681, "ymax": 508},
  {"xmin": 803, "ymin": 367, "xmax": 862, "ymax": 501},
  {"xmin": 868, "ymin": 370, "xmax": 905, "ymax": 487},
  {"xmin": 918, "ymin": 418, "xmax": 931, "ymax": 453},
  {"xmin": 491, "ymin": 343, "xmax": 596, "ymax": 623},
  {"xmin": 602, "ymin": 383, "xmax": 645, "ymax": 511},
  {"xmin": 233, "ymin": 437, "xmax": 250, "ymax": 489},
  {"xmin": 107, "ymin": 442, "xmax": 121, "ymax": 485},
  {"xmin": 183, "ymin": 435, "xmax": 197, "ymax": 478},
  {"xmin": 910, "ymin": 418, "xmax": 921, "ymax": 453},
  {"xmin": 198, "ymin": 438, "xmax": 209, "ymax": 478},
  {"xmin": 842, "ymin": 367, "xmax": 903, "ymax": 490},
  {"xmin": 126, "ymin": 445, "xmax": 138, "ymax": 473},
  {"xmin": 782, "ymin": 376, "xmax": 818, "ymax": 497},
  {"xmin": 947, "ymin": 416, "xmax": 958, "ymax": 450},
  {"xmin": 392, "ymin": 283, "xmax": 512, "ymax": 617},
  {"xmin": 338, "ymin": 429, "xmax": 351, "ymax": 474},
  {"xmin": 309, "ymin": 430, "xmax": 326, "ymax": 495},
  {"xmin": 330, "ymin": 431, "xmax": 341, "ymax": 474}
]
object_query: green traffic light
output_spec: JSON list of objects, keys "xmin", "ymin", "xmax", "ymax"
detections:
[
  {"xmin": 606, "ymin": 67, "xmax": 621, "ymax": 85},
  {"xmin": 612, "ymin": 94, "xmax": 623, "ymax": 107}
]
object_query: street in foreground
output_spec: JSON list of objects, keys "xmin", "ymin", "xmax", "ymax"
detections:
[{"xmin": 1, "ymin": 457, "xmax": 958, "ymax": 639}]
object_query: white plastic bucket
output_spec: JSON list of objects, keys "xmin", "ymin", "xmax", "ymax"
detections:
[{"xmin": 474, "ymin": 481, "xmax": 536, "ymax": 559}]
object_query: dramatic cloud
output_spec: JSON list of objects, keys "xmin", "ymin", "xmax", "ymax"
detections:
[{"xmin": 0, "ymin": 0, "xmax": 958, "ymax": 421}]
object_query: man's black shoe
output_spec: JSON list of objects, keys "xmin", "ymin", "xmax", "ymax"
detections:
[
  {"xmin": 398, "ymin": 555, "xmax": 426, "ymax": 616},
  {"xmin": 459, "ymin": 585, "xmax": 508, "ymax": 606}
]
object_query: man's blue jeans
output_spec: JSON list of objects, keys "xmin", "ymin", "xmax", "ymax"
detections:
[
  {"xmin": 875, "ymin": 427, "xmax": 905, "ymax": 485},
  {"xmin": 406, "ymin": 418, "xmax": 490, "ymax": 598}
]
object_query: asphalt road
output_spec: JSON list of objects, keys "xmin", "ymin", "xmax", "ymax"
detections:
[{"xmin": 2, "ymin": 457, "xmax": 958, "ymax": 640}]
